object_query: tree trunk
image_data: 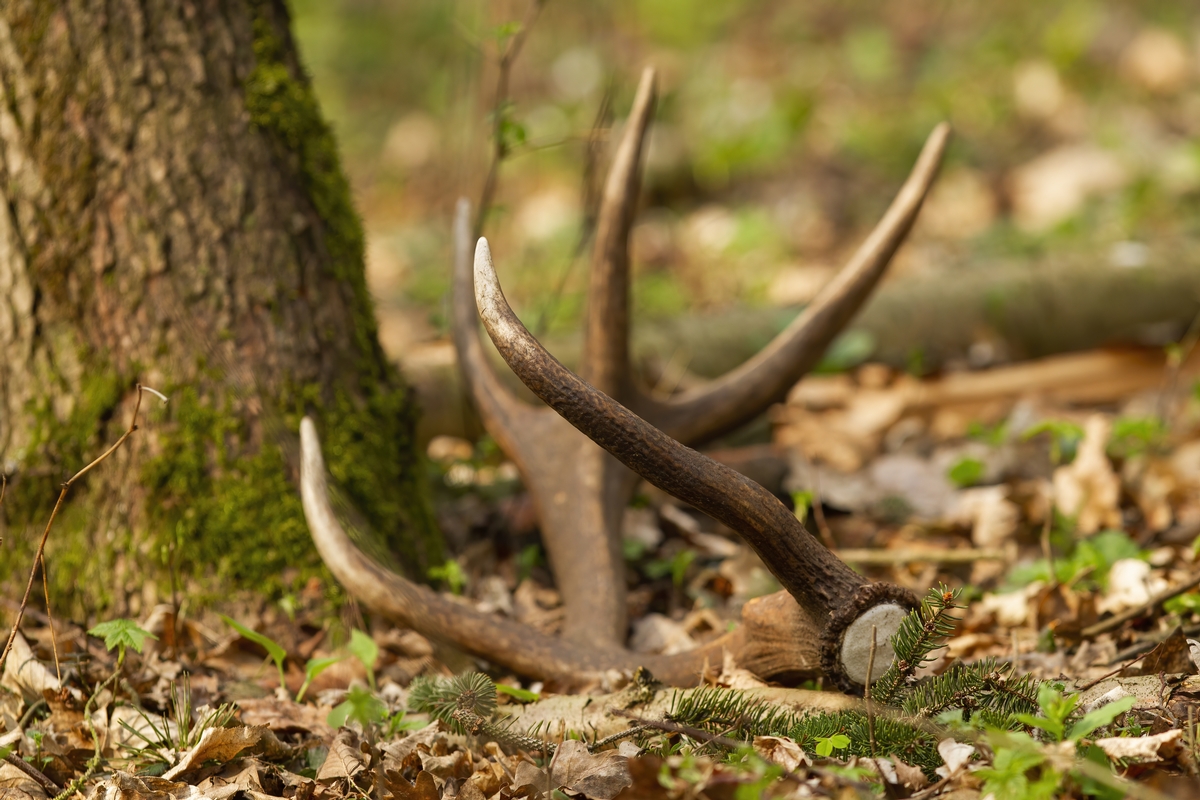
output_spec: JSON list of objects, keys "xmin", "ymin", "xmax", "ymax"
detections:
[{"xmin": 0, "ymin": 0, "xmax": 442, "ymax": 619}]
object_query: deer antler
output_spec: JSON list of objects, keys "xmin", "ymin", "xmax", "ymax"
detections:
[
  {"xmin": 302, "ymin": 67, "xmax": 949, "ymax": 693},
  {"xmin": 474, "ymin": 238, "xmax": 919, "ymax": 692}
]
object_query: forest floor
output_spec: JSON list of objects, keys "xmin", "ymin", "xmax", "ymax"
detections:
[{"xmin": 5, "ymin": 344, "xmax": 1200, "ymax": 799}]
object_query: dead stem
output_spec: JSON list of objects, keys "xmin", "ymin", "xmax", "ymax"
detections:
[
  {"xmin": 0, "ymin": 384, "xmax": 163, "ymax": 676},
  {"xmin": 865, "ymin": 626, "xmax": 877, "ymax": 758},
  {"xmin": 474, "ymin": 0, "xmax": 547, "ymax": 239}
]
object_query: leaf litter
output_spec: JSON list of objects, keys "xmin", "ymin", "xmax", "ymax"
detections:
[{"xmin": 4, "ymin": 346, "xmax": 1200, "ymax": 797}]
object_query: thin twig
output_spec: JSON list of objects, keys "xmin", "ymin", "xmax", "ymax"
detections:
[
  {"xmin": 835, "ymin": 548, "xmax": 1007, "ymax": 565},
  {"xmin": 40, "ymin": 555, "xmax": 60, "ymax": 683},
  {"xmin": 473, "ymin": 0, "xmax": 547, "ymax": 239},
  {"xmin": 0, "ymin": 385, "xmax": 162, "ymax": 676},
  {"xmin": 1075, "ymin": 650, "xmax": 1151, "ymax": 692},
  {"xmin": 3, "ymin": 751, "xmax": 62, "ymax": 794},
  {"xmin": 611, "ymin": 708, "xmax": 747, "ymax": 751},
  {"xmin": 1082, "ymin": 570, "xmax": 1200, "ymax": 639},
  {"xmin": 812, "ymin": 474, "xmax": 835, "ymax": 550},
  {"xmin": 865, "ymin": 625, "xmax": 877, "ymax": 758}
]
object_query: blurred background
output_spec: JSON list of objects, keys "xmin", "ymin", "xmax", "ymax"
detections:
[{"xmin": 291, "ymin": 0, "xmax": 1200, "ymax": 442}]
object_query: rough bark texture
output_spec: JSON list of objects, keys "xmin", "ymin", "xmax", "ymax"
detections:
[{"xmin": 0, "ymin": 0, "xmax": 442, "ymax": 617}]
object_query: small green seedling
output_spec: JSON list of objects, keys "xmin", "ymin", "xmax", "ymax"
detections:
[
  {"xmin": 428, "ymin": 560, "xmax": 467, "ymax": 595},
  {"xmin": 89, "ymin": 619, "xmax": 157, "ymax": 667},
  {"xmin": 791, "ymin": 490, "xmax": 813, "ymax": 520},
  {"xmin": 327, "ymin": 684, "xmax": 387, "ymax": 728},
  {"xmin": 495, "ymin": 683, "xmax": 540, "ymax": 703},
  {"xmin": 221, "ymin": 615, "xmax": 287, "ymax": 693},
  {"xmin": 347, "ymin": 629, "xmax": 379, "ymax": 692},
  {"xmin": 1022, "ymin": 420, "xmax": 1084, "ymax": 465},
  {"xmin": 296, "ymin": 655, "xmax": 344, "ymax": 703},
  {"xmin": 813, "ymin": 733, "xmax": 850, "ymax": 757},
  {"xmin": 947, "ymin": 457, "xmax": 985, "ymax": 488}
]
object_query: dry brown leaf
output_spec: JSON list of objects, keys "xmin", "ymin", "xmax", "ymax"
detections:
[
  {"xmin": 235, "ymin": 697, "xmax": 335, "ymax": 743},
  {"xmin": 1095, "ymin": 729, "xmax": 1183, "ymax": 763},
  {"xmin": 1053, "ymin": 414, "xmax": 1121, "ymax": 535},
  {"xmin": 92, "ymin": 772, "xmax": 207, "ymax": 799},
  {"xmin": 0, "ymin": 759, "xmax": 49, "ymax": 800},
  {"xmin": 316, "ymin": 728, "xmax": 368, "ymax": 783},
  {"xmin": 752, "ymin": 735, "xmax": 808, "ymax": 772},
  {"xmin": 383, "ymin": 769, "xmax": 439, "ymax": 800},
  {"xmin": 162, "ymin": 725, "xmax": 265, "ymax": 780},
  {"xmin": 548, "ymin": 739, "xmax": 632, "ymax": 800},
  {"xmin": 1, "ymin": 634, "xmax": 60, "ymax": 704},
  {"xmin": 379, "ymin": 722, "xmax": 446, "ymax": 774}
]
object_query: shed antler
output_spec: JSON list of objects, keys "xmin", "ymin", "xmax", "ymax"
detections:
[{"xmin": 301, "ymin": 68, "xmax": 949, "ymax": 693}]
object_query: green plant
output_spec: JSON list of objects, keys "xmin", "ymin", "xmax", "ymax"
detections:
[
  {"xmin": 428, "ymin": 559, "xmax": 467, "ymax": 594},
  {"xmin": 347, "ymin": 629, "xmax": 378, "ymax": 691},
  {"xmin": 790, "ymin": 490, "xmax": 813, "ymax": 520},
  {"xmin": 221, "ymin": 615, "xmax": 288, "ymax": 693},
  {"xmin": 813, "ymin": 733, "xmax": 850, "ymax": 757},
  {"xmin": 327, "ymin": 684, "xmax": 388, "ymax": 728},
  {"xmin": 1004, "ymin": 529, "xmax": 1144, "ymax": 591},
  {"xmin": 296, "ymin": 655, "xmax": 344, "ymax": 703},
  {"xmin": 88, "ymin": 619, "xmax": 157, "ymax": 667},
  {"xmin": 947, "ymin": 457, "xmax": 985, "ymax": 488},
  {"xmin": 1108, "ymin": 416, "xmax": 1166, "ymax": 458},
  {"xmin": 1023, "ymin": 420, "xmax": 1085, "ymax": 465}
]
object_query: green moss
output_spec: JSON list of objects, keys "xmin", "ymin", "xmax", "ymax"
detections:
[{"xmin": 244, "ymin": 3, "xmax": 380, "ymax": 374}]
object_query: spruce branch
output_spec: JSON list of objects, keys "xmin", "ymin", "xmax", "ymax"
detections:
[{"xmin": 871, "ymin": 585, "xmax": 961, "ymax": 705}]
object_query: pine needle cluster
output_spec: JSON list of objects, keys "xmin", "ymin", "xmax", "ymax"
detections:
[
  {"xmin": 409, "ymin": 672, "xmax": 552, "ymax": 754},
  {"xmin": 664, "ymin": 586, "xmax": 1050, "ymax": 777}
]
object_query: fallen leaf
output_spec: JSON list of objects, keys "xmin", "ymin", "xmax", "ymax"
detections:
[
  {"xmin": 1122, "ymin": 628, "xmax": 1198, "ymax": 676},
  {"xmin": 162, "ymin": 724, "xmax": 264, "ymax": 780},
  {"xmin": 1095, "ymin": 729, "xmax": 1183, "ymax": 763},
  {"xmin": 549, "ymin": 739, "xmax": 632, "ymax": 800},
  {"xmin": 1, "ymin": 634, "xmax": 60, "ymax": 704},
  {"xmin": 935, "ymin": 739, "xmax": 975, "ymax": 779},
  {"xmin": 1099, "ymin": 559, "xmax": 1168, "ymax": 615},
  {"xmin": 629, "ymin": 614, "xmax": 695, "ymax": 655},
  {"xmin": 753, "ymin": 735, "xmax": 808, "ymax": 772},
  {"xmin": 1053, "ymin": 415, "xmax": 1121, "ymax": 536},
  {"xmin": 316, "ymin": 728, "xmax": 368, "ymax": 783},
  {"xmin": 383, "ymin": 769, "xmax": 439, "ymax": 800}
]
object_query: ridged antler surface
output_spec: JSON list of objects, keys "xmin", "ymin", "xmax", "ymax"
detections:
[{"xmin": 302, "ymin": 66, "xmax": 949, "ymax": 692}]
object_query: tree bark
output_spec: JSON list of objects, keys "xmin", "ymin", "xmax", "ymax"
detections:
[{"xmin": 0, "ymin": 0, "xmax": 442, "ymax": 618}]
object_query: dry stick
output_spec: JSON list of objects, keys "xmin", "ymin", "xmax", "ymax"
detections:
[
  {"xmin": 835, "ymin": 548, "xmax": 1006, "ymax": 565},
  {"xmin": 473, "ymin": 0, "xmax": 547, "ymax": 240},
  {"xmin": 1075, "ymin": 650, "xmax": 1151, "ymax": 693},
  {"xmin": 865, "ymin": 626, "xmax": 877, "ymax": 758},
  {"xmin": 2, "ymin": 751, "xmax": 61, "ymax": 794},
  {"xmin": 0, "ymin": 385, "xmax": 154, "ymax": 676},
  {"xmin": 812, "ymin": 474, "xmax": 835, "ymax": 551},
  {"xmin": 1082, "ymin": 570, "xmax": 1200, "ymax": 639},
  {"xmin": 40, "ymin": 553, "xmax": 60, "ymax": 683}
]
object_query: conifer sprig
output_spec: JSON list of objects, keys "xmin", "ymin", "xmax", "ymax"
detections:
[{"xmin": 871, "ymin": 584, "xmax": 962, "ymax": 704}]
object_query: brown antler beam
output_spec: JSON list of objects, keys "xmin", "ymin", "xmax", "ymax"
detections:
[
  {"xmin": 474, "ymin": 239, "xmax": 918, "ymax": 692},
  {"xmin": 633, "ymin": 123, "xmax": 951, "ymax": 444},
  {"xmin": 301, "ymin": 416, "xmax": 835, "ymax": 688}
]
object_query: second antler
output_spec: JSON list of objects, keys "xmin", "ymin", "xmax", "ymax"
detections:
[{"xmin": 301, "ymin": 68, "xmax": 950, "ymax": 693}]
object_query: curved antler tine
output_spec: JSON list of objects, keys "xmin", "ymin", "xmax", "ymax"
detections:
[
  {"xmin": 581, "ymin": 67, "xmax": 657, "ymax": 395},
  {"xmin": 475, "ymin": 238, "xmax": 917, "ymax": 692},
  {"xmin": 640, "ymin": 124, "xmax": 951, "ymax": 444},
  {"xmin": 300, "ymin": 415, "xmax": 746, "ymax": 687},
  {"xmin": 452, "ymin": 198, "xmax": 535, "ymax": 451}
]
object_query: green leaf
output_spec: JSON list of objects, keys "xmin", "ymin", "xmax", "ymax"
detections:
[
  {"xmin": 327, "ymin": 685, "xmax": 387, "ymax": 728},
  {"xmin": 828, "ymin": 734, "xmax": 850, "ymax": 749},
  {"xmin": 428, "ymin": 560, "xmax": 467, "ymax": 595},
  {"xmin": 89, "ymin": 619, "xmax": 157, "ymax": 656},
  {"xmin": 947, "ymin": 457, "xmax": 985, "ymax": 488},
  {"xmin": 221, "ymin": 615, "xmax": 287, "ymax": 691},
  {"xmin": 296, "ymin": 655, "xmax": 344, "ymax": 703},
  {"xmin": 495, "ymin": 683, "xmax": 540, "ymax": 703},
  {"xmin": 1068, "ymin": 696, "xmax": 1135, "ymax": 741},
  {"xmin": 791, "ymin": 490, "xmax": 813, "ymax": 520},
  {"xmin": 347, "ymin": 630, "xmax": 379, "ymax": 692},
  {"xmin": 815, "ymin": 738, "xmax": 833, "ymax": 757}
]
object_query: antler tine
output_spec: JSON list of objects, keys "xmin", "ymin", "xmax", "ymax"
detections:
[
  {"xmin": 475, "ymin": 238, "xmax": 918, "ymax": 692},
  {"xmin": 300, "ymin": 415, "xmax": 748, "ymax": 687},
  {"xmin": 581, "ymin": 66, "xmax": 657, "ymax": 395},
  {"xmin": 639, "ymin": 124, "xmax": 951, "ymax": 445},
  {"xmin": 452, "ymin": 198, "xmax": 536, "ymax": 455}
]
